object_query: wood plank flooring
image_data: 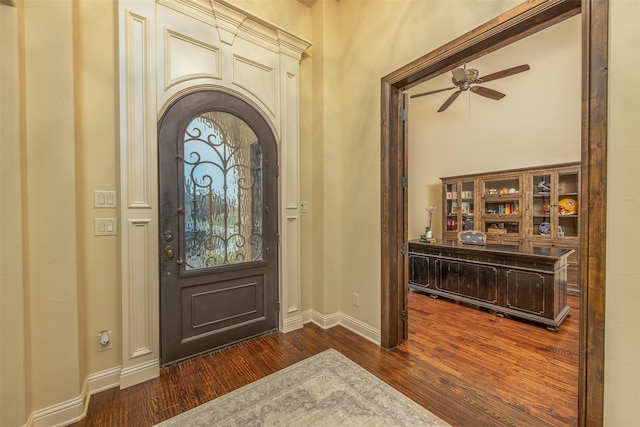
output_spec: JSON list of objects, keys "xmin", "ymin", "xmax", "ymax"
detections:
[{"xmin": 68, "ymin": 291, "xmax": 578, "ymax": 426}]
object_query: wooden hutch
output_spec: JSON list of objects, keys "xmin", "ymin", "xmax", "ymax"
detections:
[{"xmin": 440, "ymin": 162, "xmax": 580, "ymax": 295}]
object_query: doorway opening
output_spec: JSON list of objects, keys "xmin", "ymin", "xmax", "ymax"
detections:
[{"xmin": 380, "ymin": 1, "xmax": 608, "ymax": 424}]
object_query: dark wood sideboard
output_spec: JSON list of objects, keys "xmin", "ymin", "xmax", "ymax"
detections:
[{"xmin": 408, "ymin": 239, "xmax": 573, "ymax": 331}]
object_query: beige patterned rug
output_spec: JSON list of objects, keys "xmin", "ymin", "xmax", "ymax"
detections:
[{"xmin": 155, "ymin": 348, "xmax": 449, "ymax": 426}]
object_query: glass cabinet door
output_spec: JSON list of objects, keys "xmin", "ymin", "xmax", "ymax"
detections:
[
  {"xmin": 460, "ymin": 181, "xmax": 475, "ymax": 230},
  {"xmin": 445, "ymin": 182, "xmax": 458, "ymax": 231},
  {"xmin": 444, "ymin": 180, "xmax": 475, "ymax": 232},
  {"xmin": 557, "ymin": 172, "xmax": 579, "ymax": 238},
  {"xmin": 532, "ymin": 173, "xmax": 552, "ymax": 237},
  {"xmin": 482, "ymin": 176, "xmax": 521, "ymax": 238},
  {"xmin": 531, "ymin": 171, "xmax": 579, "ymax": 238}
]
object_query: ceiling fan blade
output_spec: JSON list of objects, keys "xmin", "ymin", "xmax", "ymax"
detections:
[
  {"xmin": 472, "ymin": 86, "xmax": 505, "ymax": 100},
  {"xmin": 478, "ymin": 64, "xmax": 530, "ymax": 83},
  {"xmin": 438, "ymin": 90, "xmax": 462, "ymax": 112},
  {"xmin": 410, "ymin": 86, "xmax": 457, "ymax": 99}
]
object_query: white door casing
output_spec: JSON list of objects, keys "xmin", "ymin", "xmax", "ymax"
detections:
[{"xmin": 118, "ymin": 0, "xmax": 310, "ymax": 388}]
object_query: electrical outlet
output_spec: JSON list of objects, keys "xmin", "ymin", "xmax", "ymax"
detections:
[
  {"xmin": 352, "ymin": 293, "xmax": 360, "ymax": 307},
  {"xmin": 97, "ymin": 330, "xmax": 112, "ymax": 351}
]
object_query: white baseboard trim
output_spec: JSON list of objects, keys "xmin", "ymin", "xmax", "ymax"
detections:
[
  {"xmin": 25, "ymin": 365, "xmax": 123, "ymax": 427},
  {"xmin": 119, "ymin": 358, "xmax": 160, "ymax": 389},
  {"xmin": 87, "ymin": 366, "xmax": 121, "ymax": 394},
  {"xmin": 30, "ymin": 377, "xmax": 89, "ymax": 427},
  {"xmin": 339, "ymin": 312, "xmax": 381, "ymax": 345},
  {"xmin": 282, "ymin": 313, "xmax": 304, "ymax": 333},
  {"xmin": 301, "ymin": 309, "xmax": 381, "ymax": 345}
]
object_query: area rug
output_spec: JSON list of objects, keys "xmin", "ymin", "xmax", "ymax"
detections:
[{"xmin": 155, "ymin": 348, "xmax": 449, "ymax": 426}]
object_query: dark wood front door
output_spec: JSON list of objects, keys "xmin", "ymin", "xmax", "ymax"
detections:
[{"xmin": 158, "ymin": 91, "xmax": 279, "ymax": 365}]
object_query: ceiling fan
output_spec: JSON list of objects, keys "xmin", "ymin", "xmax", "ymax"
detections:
[{"xmin": 410, "ymin": 63, "xmax": 530, "ymax": 112}]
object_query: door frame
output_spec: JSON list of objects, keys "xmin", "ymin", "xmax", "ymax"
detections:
[{"xmin": 380, "ymin": 0, "xmax": 607, "ymax": 425}]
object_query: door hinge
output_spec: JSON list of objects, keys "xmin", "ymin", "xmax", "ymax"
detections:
[
  {"xmin": 401, "ymin": 109, "xmax": 408, "ymax": 121},
  {"xmin": 276, "ymin": 233, "xmax": 280, "ymax": 245},
  {"xmin": 401, "ymin": 309, "xmax": 408, "ymax": 322},
  {"xmin": 401, "ymin": 176, "xmax": 408, "ymax": 189},
  {"xmin": 400, "ymin": 243, "xmax": 407, "ymax": 256}
]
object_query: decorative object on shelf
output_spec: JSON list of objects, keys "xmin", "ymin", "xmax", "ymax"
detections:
[
  {"xmin": 457, "ymin": 230, "xmax": 486, "ymax": 245},
  {"xmin": 421, "ymin": 205, "xmax": 437, "ymax": 243},
  {"xmin": 487, "ymin": 225, "xmax": 507, "ymax": 235},
  {"xmin": 558, "ymin": 198, "xmax": 578, "ymax": 215},
  {"xmin": 420, "ymin": 235, "xmax": 436, "ymax": 243},
  {"xmin": 539, "ymin": 222, "xmax": 552, "ymax": 235},
  {"xmin": 537, "ymin": 180, "xmax": 551, "ymax": 193}
]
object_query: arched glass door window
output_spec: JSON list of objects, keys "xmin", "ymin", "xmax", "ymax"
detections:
[{"xmin": 183, "ymin": 111, "xmax": 263, "ymax": 270}]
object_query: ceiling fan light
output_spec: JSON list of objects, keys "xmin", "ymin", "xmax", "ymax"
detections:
[
  {"xmin": 452, "ymin": 68, "xmax": 468, "ymax": 83},
  {"xmin": 467, "ymin": 69, "xmax": 479, "ymax": 82}
]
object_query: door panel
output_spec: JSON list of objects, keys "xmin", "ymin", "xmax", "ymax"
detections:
[{"xmin": 158, "ymin": 91, "xmax": 279, "ymax": 365}]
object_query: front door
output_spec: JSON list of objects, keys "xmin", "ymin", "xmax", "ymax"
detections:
[{"xmin": 158, "ymin": 91, "xmax": 279, "ymax": 365}]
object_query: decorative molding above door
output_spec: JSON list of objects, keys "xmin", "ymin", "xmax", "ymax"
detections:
[{"xmin": 118, "ymin": 0, "xmax": 310, "ymax": 388}]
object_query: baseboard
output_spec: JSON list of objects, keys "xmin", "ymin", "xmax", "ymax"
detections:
[
  {"xmin": 302, "ymin": 309, "xmax": 381, "ymax": 345},
  {"xmin": 30, "ymin": 377, "xmax": 89, "ymax": 427},
  {"xmin": 282, "ymin": 313, "xmax": 304, "ymax": 333},
  {"xmin": 24, "ymin": 365, "xmax": 123, "ymax": 427},
  {"xmin": 119, "ymin": 358, "xmax": 160, "ymax": 389},
  {"xmin": 87, "ymin": 366, "xmax": 121, "ymax": 394},
  {"xmin": 339, "ymin": 313, "xmax": 381, "ymax": 345}
]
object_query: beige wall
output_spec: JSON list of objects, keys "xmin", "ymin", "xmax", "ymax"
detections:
[
  {"xmin": 1, "ymin": 0, "xmax": 638, "ymax": 425},
  {"xmin": 332, "ymin": 0, "xmax": 524, "ymax": 329},
  {"xmin": 76, "ymin": 0, "xmax": 121, "ymax": 378},
  {"xmin": 24, "ymin": 0, "xmax": 84, "ymax": 411},
  {"xmin": 407, "ymin": 15, "xmax": 581, "ymax": 240},
  {"xmin": 605, "ymin": 1, "xmax": 640, "ymax": 425},
  {"xmin": 1, "ymin": 4, "xmax": 28, "ymax": 426}
]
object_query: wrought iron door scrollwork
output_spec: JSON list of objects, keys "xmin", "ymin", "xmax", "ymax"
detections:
[{"xmin": 182, "ymin": 112, "xmax": 264, "ymax": 270}]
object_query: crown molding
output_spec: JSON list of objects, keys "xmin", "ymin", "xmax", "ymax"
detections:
[{"xmin": 159, "ymin": 0, "xmax": 311, "ymax": 59}]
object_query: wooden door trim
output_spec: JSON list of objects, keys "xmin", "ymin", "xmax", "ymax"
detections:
[{"xmin": 380, "ymin": 0, "xmax": 606, "ymax": 424}]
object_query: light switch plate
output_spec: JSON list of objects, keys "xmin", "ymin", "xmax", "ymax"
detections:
[
  {"xmin": 95, "ymin": 218, "xmax": 117, "ymax": 236},
  {"xmin": 300, "ymin": 200, "xmax": 310, "ymax": 213},
  {"xmin": 95, "ymin": 190, "xmax": 117, "ymax": 208}
]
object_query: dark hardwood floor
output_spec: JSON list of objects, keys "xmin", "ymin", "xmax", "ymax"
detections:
[{"xmin": 68, "ymin": 291, "xmax": 578, "ymax": 426}]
